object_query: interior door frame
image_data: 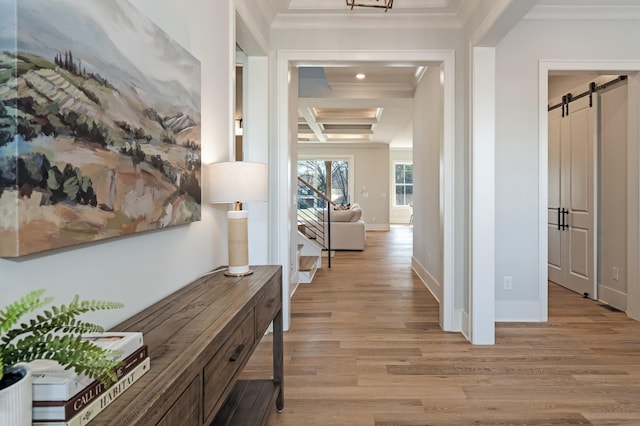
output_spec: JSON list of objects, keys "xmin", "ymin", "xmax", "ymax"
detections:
[
  {"xmin": 274, "ymin": 49, "xmax": 457, "ymax": 333},
  {"xmin": 538, "ymin": 60, "xmax": 640, "ymax": 320}
]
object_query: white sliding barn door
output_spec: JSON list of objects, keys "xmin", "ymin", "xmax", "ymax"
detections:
[{"xmin": 548, "ymin": 96, "xmax": 597, "ymax": 298}]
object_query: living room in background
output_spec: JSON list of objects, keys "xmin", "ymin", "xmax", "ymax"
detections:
[{"xmin": 0, "ymin": 0, "xmax": 202, "ymax": 257}]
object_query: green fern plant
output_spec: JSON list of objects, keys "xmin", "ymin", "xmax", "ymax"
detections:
[{"xmin": 0, "ymin": 289, "xmax": 125, "ymax": 389}]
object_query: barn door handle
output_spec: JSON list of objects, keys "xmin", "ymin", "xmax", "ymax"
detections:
[
  {"xmin": 561, "ymin": 208, "xmax": 569, "ymax": 230},
  {"xmin": 557, "ymin": 208, "xmax": 561, "ymax": 230}
]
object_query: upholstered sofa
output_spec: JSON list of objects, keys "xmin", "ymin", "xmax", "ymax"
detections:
[{"xmin": 312, "ymin": 203, "xmax": 366, "ymax": 251}]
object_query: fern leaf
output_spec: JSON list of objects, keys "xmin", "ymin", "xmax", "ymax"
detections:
[
  {"xmin": 2, "ymin": 290, "xmax": 123, "ymax": 382},
  {"xmin": 0, "ymin": 289, "xmax": 52, "ymax": 337}
]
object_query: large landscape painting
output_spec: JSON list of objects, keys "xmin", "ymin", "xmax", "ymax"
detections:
[{"xmin": 0, "ymin": 0, "xmax": 202, "ymax": 257}]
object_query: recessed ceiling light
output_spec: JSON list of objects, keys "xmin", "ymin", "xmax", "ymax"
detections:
[{"xmin": 356, "ymin": 73, "xmax": 366, "ymax": 80}]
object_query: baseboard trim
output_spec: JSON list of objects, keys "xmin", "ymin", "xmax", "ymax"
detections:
[
  {"xmin": 366, "ymin": 223, "xmax": 390, "ymax": 231},
  {"xmin": 460, "ymin": 308, "xmax": 470, "ymax": 340},
  {"xmin": 412, "ymin": 256, "xmax": 441, "ymax": 303},
  {"xmin": 597, "ymin": 284, "xmax": 627, "ymax": 312},
  {"xmin": 289, "ymin": 272, "xmax": 300, "ymax": 298},
  {"xmin": 495, "ymin": 301, "xmax": 543, "ymax": 322}
]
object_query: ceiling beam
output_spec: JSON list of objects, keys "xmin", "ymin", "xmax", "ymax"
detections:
[{"xmin": 298, "ymin": 106, "xmax": 327, "ymax": 142}]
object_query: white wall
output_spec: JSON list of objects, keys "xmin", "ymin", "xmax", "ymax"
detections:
[
  {"xmin": 390, "ymin": 149, "xmax": 413, "ymax": 224},
  {"xmin": 298, "ymin": 144, "xmax": 390, "ymax": 230},
  {"xmin": 412, "ymin": 65, "xmax": 444, "ymax": 300},
  {"xmin": 243, "ymin": 56, "xmax": 270, "ymax": 265},
  {"xmin": 495, "ymin": 17, "xmax": 640, "ymax": 320},
  {"xmin": 0, "ymin": 0, "xmax": 234, "ymax": 328}
]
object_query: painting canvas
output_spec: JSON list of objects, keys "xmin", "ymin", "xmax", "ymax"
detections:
[{"xmin": 0, "ymin": 0, "xmax": 201, "ymax": 257}]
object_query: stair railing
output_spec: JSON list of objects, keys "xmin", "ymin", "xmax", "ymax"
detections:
[{"xmin": 297, "ymin": 177, "xmax": 335, "ymax": 268}]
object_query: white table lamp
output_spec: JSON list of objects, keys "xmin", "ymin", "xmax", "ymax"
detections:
[{"xmin": 208, "ymin": 161, "xmax": 268, "ymax": 276}]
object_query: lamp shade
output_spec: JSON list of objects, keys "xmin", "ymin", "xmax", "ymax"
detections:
[{"xmin": 208, "ymin": 161, "xmax": 268, "ymax": 204}]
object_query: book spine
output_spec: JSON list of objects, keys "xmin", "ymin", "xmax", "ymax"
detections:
[
  {"xmin": 33, "ymin": 345, "xmax": 148, "ymax": 421},
  {"xmin": 33, "ymin": 357, "xmax": 151, "ymax": 426}
]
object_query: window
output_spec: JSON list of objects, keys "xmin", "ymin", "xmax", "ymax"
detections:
[
  {"xmin": 297, "ymin": 159, "xmax": 350, "ymax": 209},
  {"xmin": 394, "ymin": 163, "xmax": 413, "ymax": 206}
]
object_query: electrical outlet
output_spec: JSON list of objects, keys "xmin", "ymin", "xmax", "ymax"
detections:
[
  {"xmin": 503, "ymin": 276, "xmax": 513, "ymax": 290},
  {"xmin": 371, "ymin": 216, "xmax": 376, "ymax": 222},
  {"xmin": 612, "ymin": 267, "xmax": 619, "ymax": 281}
]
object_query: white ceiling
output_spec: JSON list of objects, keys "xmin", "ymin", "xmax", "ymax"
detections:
[{"xmin": 267, "ymin": 0, "xmax": 640, "ymax": 149}]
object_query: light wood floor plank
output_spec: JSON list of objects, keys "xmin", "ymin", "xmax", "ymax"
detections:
[{"xmin": 241, "ymin": 226, "xmax": 640, "ymax": 425}]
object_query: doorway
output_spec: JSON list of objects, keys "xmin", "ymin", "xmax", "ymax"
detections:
[
  {"xmin": 273, "ymin": 50, "xmax": 457, "ymax": 334},
  {"xmin": 548, "ymin": 74, "xmax": 629, "ymax": 309},
  {"xmin": 547, "ymin": 79, "xmax": 598, "ymax": 299},
  {"xmin": 539, "ymin": 61, "xmax": 640, "ymax": 321}
]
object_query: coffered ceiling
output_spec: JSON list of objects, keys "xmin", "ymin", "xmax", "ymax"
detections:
[
  {"xmin": 255, "ymin": 0, "xmax": 640, "ymax": 149},
  {"xmin": 272, "ymin": 0, "xmax": 469, "ymax": 149},
  {"xmin": 297, "ymin": 65, "xmax": 426, "ymax": 147}
]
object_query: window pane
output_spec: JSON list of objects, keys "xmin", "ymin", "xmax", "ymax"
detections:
[
  {"xmin": 395, "ymin": 164, "xmax": 404, "ymax": 182},
  {"xmin": 404, "ymin": 165, "xmax": 413, "ymax": 184},
  {"xmin": 395, "ymin": 184, "xmax": 405, "ymax": 206},
  {"xmin": 331, "ymin": 160, "xmax": 349, "ymax": 204},
  {"xmin": 298, "ymin": 159, "xmax": 350, "ymax": 205}
]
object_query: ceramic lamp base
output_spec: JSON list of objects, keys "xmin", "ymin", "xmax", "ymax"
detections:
[{"xmin": 226, "ymin": 210, "xmax": 251, "ymax": 277}]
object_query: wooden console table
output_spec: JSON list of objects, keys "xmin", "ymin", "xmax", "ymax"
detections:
[{"xmin": 91, "ymin": 265, "xmax": 283, "ymax": 425}]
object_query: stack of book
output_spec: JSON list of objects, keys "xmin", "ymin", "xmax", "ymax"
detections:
[{"xmin": 29, "ymin": 332, "xmax": 149, "ymax": 426}]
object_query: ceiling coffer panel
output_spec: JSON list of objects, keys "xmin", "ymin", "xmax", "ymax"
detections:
[
  {"xmin": 322, "ymin": 124, "xmax": 374, "ymax": 135},
  {"xmin": 314, "ymin": 107, "xmax": 379, "ymax": 119}
]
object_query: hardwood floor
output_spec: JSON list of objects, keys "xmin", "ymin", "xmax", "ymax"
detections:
[{"xmin": 241, "ymin": 226, "xmax": 640, "ymax": 425}]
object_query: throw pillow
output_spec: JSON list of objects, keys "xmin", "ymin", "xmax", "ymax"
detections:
[{"xmin": 350, "ymin": 206, "xmax": 362, "ymax": 221}]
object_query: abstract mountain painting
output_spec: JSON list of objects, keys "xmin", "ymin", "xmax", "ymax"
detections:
[{"xmin": 0, "ymin": 0, "xmax": 201, "ymax": 257}]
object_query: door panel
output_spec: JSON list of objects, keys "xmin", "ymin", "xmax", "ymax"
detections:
[
  {"xmin": 564, "ymin": 97, "xmax": 595, "ymax": 297},
  {"xmin": 548, "ymin": 96, "xmax": 596, "ymax": 298},
  {"xmin": 548, "ymin": 110, "xmax": 561, "ymax": 208},
  {"xmin": 570, "ymin": 107, "xmax": 589, "ymax": 212},
  {"xmin": 569, "ymin": 227, "xmax": 589, "ymax": 278},
  {"xmin": 548, "ymin": 225, "xmax": 561, "ymax": 269},
  {"xmin": 548, "ymin": 107, "xmax": 563, "ymax": 284}
]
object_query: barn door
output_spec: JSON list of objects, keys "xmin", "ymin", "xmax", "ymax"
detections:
[{"xmin": 548, "ymin": 95, "xmax": 597, "ymax": 299}]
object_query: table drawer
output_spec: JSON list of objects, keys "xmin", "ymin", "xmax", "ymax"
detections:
[
  {"xmin": 157, "ymin": 375, "xmax": 200, "ymax": 426},
  {"xmin": 255, "ymin": 276, "xmax": 281, "ymax": 336},
  {"xmin": 203, "ymin": 309, "xmax": 255, "ymax": 421}
]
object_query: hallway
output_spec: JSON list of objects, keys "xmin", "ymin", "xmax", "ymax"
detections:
[{"xmin": 242, "ymin": 226, "xmax": 640, "ymax": 425}]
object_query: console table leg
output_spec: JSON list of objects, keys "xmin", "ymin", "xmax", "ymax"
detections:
[{"xmin": 273, "ymin": 308, "xmax": 284, "ymax": 411}]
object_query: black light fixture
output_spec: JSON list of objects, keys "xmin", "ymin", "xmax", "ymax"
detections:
[{"xmin": 346, "ymin": 0, "xmax": 393, "ymax": 12}]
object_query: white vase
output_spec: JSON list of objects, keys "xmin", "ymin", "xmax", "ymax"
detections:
[{"xmin": 0, "ymin": 365, "xmax": 32, "ymax": 426}]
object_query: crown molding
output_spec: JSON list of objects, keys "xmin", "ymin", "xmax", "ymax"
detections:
[
  {"xmin": 271, "ymin": 13, "xmax": 461, "ymax": 30},
  {"xmin": 526, "ymin": 5, "xmax": 640, "ymax": 20}
]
